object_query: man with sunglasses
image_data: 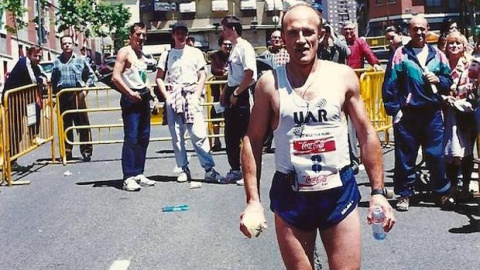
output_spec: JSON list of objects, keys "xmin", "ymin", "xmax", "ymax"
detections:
[{"xmin": 210, "ymin": 36, "xmax": 232, "ymax": 151}]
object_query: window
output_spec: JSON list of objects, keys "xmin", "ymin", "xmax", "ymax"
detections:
[
  {"xmin": 240, "ymin": 0, "xmax": 256, "ymax": 10},
  {"xmin": 179, "ymin": 1, "xmax": 196, "ymax": 13},
  {"xmin": 212, "ymin": 0, "xmax": 228, "ymax": 11},
  {"xmin": 265, "ymin": 0, "xmax": 283, "ymax": 11},
  {"xmin": 388, "ymin": 0, "xmax": 396, "ymax": 3},
  {"xmin": 425, "ymin": 0, "xmax": 441, "ymax": 7},
  {"xmin": 447, "ymin": 0, "xmax": 459, "ymax": 8},
  {"xmin": 375, "ymin": 0, "xmax": 383, "ymax": 5},
  {"xmin": 0, "ymin": 34, "xmax": 6, "ymax": 55}
]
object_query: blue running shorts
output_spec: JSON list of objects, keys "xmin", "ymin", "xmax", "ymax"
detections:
[{"xmin": 269, "ymin": 167, "xmax": 361, "ymax": 231}]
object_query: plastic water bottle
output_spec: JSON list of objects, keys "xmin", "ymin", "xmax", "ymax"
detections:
[
  {"xmin": 371, "ymin": 205, "xmax": 386, "ymax": 240},
  {"xmin": 424, "ymin": 67, "xmax": 438, "ymax": 94},
  {"xmin": 162, "ymin": 204, "xmax": 190, "ymax": 212}
]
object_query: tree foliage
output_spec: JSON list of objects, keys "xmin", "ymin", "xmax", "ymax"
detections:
[
  {"xmin": 56, "ymin": 0, "xmax": 131, "ymax": 50},
  {"xmin": 0, "ymin": 0, "xmax": 28, "ymax": 34}
]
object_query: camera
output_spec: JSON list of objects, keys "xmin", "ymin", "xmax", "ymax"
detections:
[{"xmin": 138, "ymin": 87, "xmax": 153, "ymax": 101}]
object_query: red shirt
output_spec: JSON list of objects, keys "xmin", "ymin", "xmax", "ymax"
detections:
[{"xmin": 346, "ymin": 37, "xmax": 380, "ymax": 69}]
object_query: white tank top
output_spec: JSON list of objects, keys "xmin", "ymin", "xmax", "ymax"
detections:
[
  {"xmin": 121, "ymin": 57, "xmax": 148, "ymax": 90},
  {"xmin": 273, "ymin": 64, "xmax": 351, "ymax": 192}
]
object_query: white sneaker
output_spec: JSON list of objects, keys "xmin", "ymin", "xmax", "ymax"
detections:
[
  {"xmin": 236, "ymin": 179, "xmax": 245, "ymax": 186},
  {"xmin": 177, "ymin": 171, "xmax": 191, "ymax": 182},
  {"xmin": 123, "ymin": 177, "xmax": 141, "ymax": 191},
  {"xmin": 135, "ymin": 174, "xmax": 155, "ymax": 186}
]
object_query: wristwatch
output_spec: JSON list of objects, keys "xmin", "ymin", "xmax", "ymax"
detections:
[
  {"xmin": 371, "ymin": 188, "xmax": 386, "ymax": 197},
  {"xmin": 232, "ymin": 91, "xmax": 241, "ymax": 98}
]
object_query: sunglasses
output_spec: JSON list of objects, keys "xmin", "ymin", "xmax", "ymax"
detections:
[{"xmin": 223, "ymin": 43, "xmax": 232, "ymax": 47}]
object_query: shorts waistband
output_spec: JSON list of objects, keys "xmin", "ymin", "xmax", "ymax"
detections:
[{"xmin": 275, "ymin": 166, "xmax": 353, "ymax": 185}]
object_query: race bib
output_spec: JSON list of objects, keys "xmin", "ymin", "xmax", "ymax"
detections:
[{"xmin": 290, "ymin": 135, "xmax": 343, "ymax": 192}]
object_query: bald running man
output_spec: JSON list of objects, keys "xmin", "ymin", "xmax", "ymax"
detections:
[{"xmin": 239, "ymin": 3, "xmax": 395, "ymax": 269}]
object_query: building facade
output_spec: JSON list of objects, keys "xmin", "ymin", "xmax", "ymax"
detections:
[
  {"xmin": 367, "ymin": 0, "xmax": 462, "ymax": 36},
  {"xmin": 1, "ymin": 0, "xmax": 63, "ymax": 89},
  {"xmin": 141, "ymin": 0, "xmax": 315, "ymax": 52},
  {"xmin": 321, "ymin": 0, "xmax": 359, "ymax": 35},
  {"xmin": 0, "ymin": 0, "xmax": 98, "ymax": 90}
]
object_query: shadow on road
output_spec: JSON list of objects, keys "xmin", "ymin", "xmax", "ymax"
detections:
[
  {"xmin": 1, "ymin": 162, "xmax": 49, "ymax": 185},
  {"xmin": 449, "ymin": 203, "xmax": 480, "ymax": 234},
  {"xmin": 75, "ymin": 174, "xmax": 179, "ymax": 190}
]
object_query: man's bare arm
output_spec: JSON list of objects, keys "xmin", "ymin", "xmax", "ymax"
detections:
[
  {"xmin": 343, "ymin": 66, "xmax": 395, "ymax": 231},
  {"xmin": 344, "ymin": 68, "xmax": 383, "ymax": 190},
  {"xmin": 230, "ymin": 69, "xmax": 254, "ymax": 106},
  {"xmin": 155, "ymin": 68, "xmax": 169, "ymax": 100},
  {"xmin": 239, "ymin": 71, "xmax": 274, "ymax": 238},
  {"xmin": 241, "ymin": 71, "xmax": 274, "ymax": 202},
  {"xmin": 196, "ymin": 69, "xmax": 207, "ymax": 97},
  {"xmin": 234, "ymin": 69, "xmax": 254, "ymax": 96}
]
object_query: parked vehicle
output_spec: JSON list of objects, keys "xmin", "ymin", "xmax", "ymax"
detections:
[
  {"xmin": 97, "ymin": 56, "xmax": 116, "ymax": 76},
  {"xmin": 144, "ymin": 53, "xmax": 157, "ymax": 71},
  {"xmin": 39, "ymin": 61, "xmax": 54, "ymax": 81}
]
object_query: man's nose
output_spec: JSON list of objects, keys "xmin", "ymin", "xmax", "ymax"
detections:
[{"xmin": 297, "ymin": 31, "xmax": 307, "ymax": 43}]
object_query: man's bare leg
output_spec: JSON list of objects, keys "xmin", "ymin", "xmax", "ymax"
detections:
[
  {"xmin": 274, "ymin": 213, "xmax": 317, "ymax": 270},
  {"xmin": 319, "ymin": 207, "xmax": 361, "ymax": 270}
]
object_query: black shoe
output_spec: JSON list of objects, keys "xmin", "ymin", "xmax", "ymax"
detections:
[
  {"xmin": 211, "ymin": 144, "xmax": 222, "ymax": 152},
  {"xmin": 82, "ymin": 153, "xmax": 92, "ymax": 162},
  {"xmin": 437, "ymin": 193, "xmax": 456, "ymax": 210}
]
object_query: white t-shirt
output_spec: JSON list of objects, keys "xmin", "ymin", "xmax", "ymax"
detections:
[
  {"xmin": 227, "ymin": 38, "xmax": 257, "ymax": 87},
  {"xmin": 412, "ymin": 45, "xmax": 429, "ymax": 68},
  {"xmin": 157, "ymin": 45, "xmax": 206, "ymax": 85}
]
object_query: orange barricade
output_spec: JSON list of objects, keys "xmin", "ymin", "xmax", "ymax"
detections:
[
  {"xmin": 358, "ymin": 70, "xmax": 392, "ymax": 145},
  {"xmin": 1, "ymin": 83, "xmax": 55, "ymax": 186}
]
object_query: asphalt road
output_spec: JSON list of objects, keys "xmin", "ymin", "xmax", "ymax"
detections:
[{"xmin": 0, "ymin": 85, "xmax": 479, "ymax": 270}]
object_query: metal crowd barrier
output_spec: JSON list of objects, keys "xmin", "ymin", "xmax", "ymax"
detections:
[
  {"xmin": 55, "ymin": 82, "xmax": 227, "ymax": 165},
  {"xmin": 56, "ymin": 86, "xmax": 132, "ymax": 165},
  {"xmin": 204, "ymin": 77, "xmax": 226, "ymax": 147},
  {"xmin": 1, "ymin": 83, "xmax": 55, "ymax": 186},
  {"xmin": 0, "ymin": 107, "xmax": 4, "ymax": 183},
  {"xmin": 358, "ymin": 70, "xmax": 392, "ymax": 145}
]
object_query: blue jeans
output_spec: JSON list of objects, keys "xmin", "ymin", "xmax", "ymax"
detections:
[{"xmin": 120, "ymin": 94, "xmax": 151, "ymax": 179}]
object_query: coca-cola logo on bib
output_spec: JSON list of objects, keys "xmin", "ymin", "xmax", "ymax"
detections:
[{"xmin": 293, "ymin": 136, "xmax": 336, "ymax": 155}]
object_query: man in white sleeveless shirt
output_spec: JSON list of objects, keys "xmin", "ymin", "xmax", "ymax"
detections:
[
  {"xmin": 239, "ymin": 4, "xmax": 395, "ymax": 269},
  {"xmin": 112, "ymin": 22, "xmax": 159, "ymax": 191}
]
